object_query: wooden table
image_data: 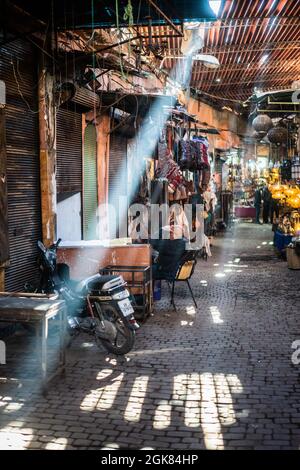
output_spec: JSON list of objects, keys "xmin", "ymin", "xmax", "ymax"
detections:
[{"xmin": 0, "ymin": 294, "xmax": 67, "ymax": 394}]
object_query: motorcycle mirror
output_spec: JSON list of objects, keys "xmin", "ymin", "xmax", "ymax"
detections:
[{"xmin": 37, "ymin": 240, "xmax": 46, "ymax": 252}]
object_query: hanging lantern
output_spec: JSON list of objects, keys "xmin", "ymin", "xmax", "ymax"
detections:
[
  {"xmin": 267, "ymin": 126, "xmax": 288, "ymax": 144},
  {"xmin": 252, "ymin": 115, "xmax": 273, "ymax": 133},
  {"xmin": 287, "ymin": 195, "xmax": 300, "ymax": 209},
  {"xmin": 252, "ymin": 130, "xmax": 266, "ymax": 140},
  {"xmin": 272, "ymin": 191, "xmax": 285, "ymax": 200}
]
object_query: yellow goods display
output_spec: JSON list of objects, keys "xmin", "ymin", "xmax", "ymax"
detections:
[{"xmin": 269, "ymin": 183, "xmax": 300, "ymax": 209}]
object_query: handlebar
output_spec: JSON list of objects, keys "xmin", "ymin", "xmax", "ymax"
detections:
[
  {"xmin": 55, "ymin": 238, "xmax": 62, "ymax": 249},
  {"xmin": 38, "ymin": 239, "xmax": 62, "ymax": 252}
]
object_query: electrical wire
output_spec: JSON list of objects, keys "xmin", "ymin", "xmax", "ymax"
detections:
[
  {"xmin": 115, "ymin": 0, "xmax": 127, "ymax": 80},
  {"xmin": 11, "ymin": 58, "xmax": 40, "ymax": 113},
  {"xmin": 193, "ymin": 88, "xmax": 244, "ymax": 105}
]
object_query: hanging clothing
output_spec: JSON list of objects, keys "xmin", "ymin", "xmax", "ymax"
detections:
[
  {"xmin": 203, "ymin": 189, "xmax": 217, "ymax": 212},
  {"xmin": 203, "ymin": 234, "xmax": 212, "ymax": 257}
]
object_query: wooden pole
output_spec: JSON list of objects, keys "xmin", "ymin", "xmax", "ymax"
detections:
[
  {"xmin": 96, "ymin": 113, "xmax": 110, "ymax": 206},
  {"xmin": 38, "ymin": 67, "xmax": 57, "ymax": 247}
]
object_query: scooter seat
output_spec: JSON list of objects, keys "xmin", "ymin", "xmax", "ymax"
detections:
[{"xmin": 74, "ymin": 273, "xmax": 123, "ymax": 293}]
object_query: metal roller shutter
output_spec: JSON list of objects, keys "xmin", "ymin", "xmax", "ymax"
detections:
[
  {"xmin": 0, "ymin": 39, "xmax": 42, "ymax": 291},
  {"xmin": 108, "ymin": 133, "xmax": 128, "ymax": 238},
  {"xmin": 56, "ymin": 108, "xmax": 82, "ymax": 194},
  {"xmin": 83, "ymin": 124, "xmax": 97, "ymax": 240}
]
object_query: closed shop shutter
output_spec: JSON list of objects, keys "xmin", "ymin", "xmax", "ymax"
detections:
[
  {"xmin": 108, "ymin": 133, "xmax": 127, "ymax": 238},
  {"xmin": 56, "ymin": 108, "xmax": 82, "ymax": 194},
  {"xmin": 56, "ymin": 107, "xmax": 83, "ymax": 241},
  {"xmin": 0, "ymin": 40, "xmax": 42, "ymax": 291},
  {"xmin": 83, "ymin": 124, "xmax": 97, "ymax": 240}
]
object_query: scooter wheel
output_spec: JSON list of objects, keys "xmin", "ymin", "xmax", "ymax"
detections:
[
  {"xmin": 94, "ymin": 304, "xmax": 135, "ymax": 355},
  {"xmin": 99, "ymin": 327, "xmax": 135, "ymax": 355}
]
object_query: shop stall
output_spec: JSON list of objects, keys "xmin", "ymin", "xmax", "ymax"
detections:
[{"xmin": 269, "ymin": 183, "xmax": 300, "ymax": 256}]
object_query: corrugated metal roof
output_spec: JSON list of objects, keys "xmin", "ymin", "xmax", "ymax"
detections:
[{"xmin": 137, "ymin": 0, "xmax": 300, "ymax": 104}]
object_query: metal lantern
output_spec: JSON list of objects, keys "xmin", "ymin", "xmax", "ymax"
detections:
[
  {"xmin": 253, "ymin": 130, "xmax": 266, "ymax": 140},
  {"xmin": 267, "ymin": 126, "xmax": 288, "ymax": 145},
  {"xmin": 252, "ymin": 115, "xmax": 273, "ymax": 133}
]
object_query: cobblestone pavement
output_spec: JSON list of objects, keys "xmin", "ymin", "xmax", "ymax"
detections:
[{"xmin": 1, "ymin": 222, "xmax": 300, "ymax": 450}]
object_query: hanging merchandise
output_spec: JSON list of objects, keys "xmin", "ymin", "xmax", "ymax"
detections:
[
  {"xmin": 192, "ymin": 136, "xmax": 209, "ymax": 167},
  {"xmin": 281, "ymin": 159, "xmax": 292, "ymax": 181},
  {"xmin": 267, "ymin": 126, "xmax": 288, "ymax": 145},
  {"xmin": 291, "ymin": 156, "xmax": 300, "ymax": 180},
  {"xmin": 201, "ymin": 165, "xmax": 212, "ymax": 187},
  {"xmin": 155, "ymin": 150, "xmax": 188, "ymax": 199},
  {"xmin": 252, "ymin": 115, "xmax": 273, "ymax": 134},
  {"xmin": 179, "ymin": 136, "xmax": 210, "ymax": 172},
  {"xmin": 158, "ymin": 141, "xmax": 168, "ymax": 160}
]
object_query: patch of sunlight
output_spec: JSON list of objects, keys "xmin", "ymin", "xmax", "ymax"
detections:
[
  {"xmin": 236, "ymin": 270, "xmax": 243, "ymax": 273},
  {"xmin": 234, "ymin": 258, "xmax": 240, "ymax": 263},
  {"xmin": 224, "ymin": 269, "xmax": 233, "ymax": 273},
  {"xmin": 181, "ymin": 320, "xmax": 194, "ymax": 326},
  {"xmin": 101, "ymin": 443, "xmax": 120, "ymax": 449},
  {"xmin": 262, "ymin": 242, "xmax": 267, "ymax": 245},
  {"xmin": 105, "ymin": 357, "xmax": 118, "ymax": 366},
  {"xmin": 269, "ymin": 241, "xmax": 273, "ymax": 245},
  {"xmin": 213, "ymin": 263, "xmax": 219, "ymax": 266},
  {"xmin": 141, "ymin": 447, "xmax": 155, "ymax": 450},
  {"xmin": 209, "ymin": 306, "xmax": 223, "ymax": 324},
  {"xmin": 226, "ymin": 374, "xmax": 243, "ymax": 390},
  {"xmin": 6, "ymin": 420, "xmax": 25, "ymax": 428},
  {"xmin": 0, "ymin": 432, "xmax": 25, "ymax": 449},
  {"xmin": 214, "ymin": 374, "xmax": 236, "ymax": 426},
  {"xmin": 96, "ymin": 368, "xmax": 114, "ymax": 380},
  {"xmin": 95, "ymin": 375, "xmax": 124, "ymax": 411},
  {"xmin": 153, "ymin": 400, "xmax": 172, "ymax": 430},
  {"xmin": 200, "ymin": 373, "xmax": 224, "ymax": 450},
  {"xmin": 235, "ymin": 409, "xmax": 250, "ymax": 418},
  {"xmin": 173, "ymin": 374, "xmax": 188, "ymax": 399},
  {"xmin": 184, "ymin": 373, "xmax": 201, "ymax": 428},
  {"xmin": 128, "ymin": 346, "xmax": 195, "ymax": 356},
  {"xmin": 45, "ymin": 437, "xmax": 68, "ymax": 450},
  {"xmin": 82, "ymin": 342, "xmax": 94, "ymax": 348},
  {"xmin": 153, "ymin": 374, "xmax": 189, "ymax": 430},
  {"xmin": 80, "ymin": 373, "xmax": 124, "ymax": 411},
  {"xmin": 124, "ymin": 376, "xmax": 149, "ymax": 422},
  {"xmin": 224, "ymin": 264, "xmax": 248, "ymax": 268},
  {"xmin": 228, "ymin": 261, "xmax": 233, "ymax": 264},
  {"xmin": 186, "ymin": 305, "xmax": 196, "ymax": 316},
  {"xmin": 3, "ymin": 403, "xmax": 23, "ymax": 412},
  {"xmin": 257, "ymin": 246, "xmax": 261, "ymax": 249},
  {"xmin": 215, "ymin": 273, "xmax": 226, "ymax": 278},
  {"xmin": 200, "ymin": 280, "xmax": 208, "ymax": 284}
]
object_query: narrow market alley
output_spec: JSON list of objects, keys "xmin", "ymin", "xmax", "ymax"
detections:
[{"xmin": 1, "ymin": 222, "xmax": 299, "ymax": 450}]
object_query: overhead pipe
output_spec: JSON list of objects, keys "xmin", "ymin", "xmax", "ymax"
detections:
[
  {"xmin": 257, "ymin": 109, "xmax": 300, "ymax": 113},
  {"xmin": 159, "ymin": 55, "xmax": 220, "ymax": 70},
  {"xmin": 268, "ymin": 96, "xmax": 300, "ymax": 106}
]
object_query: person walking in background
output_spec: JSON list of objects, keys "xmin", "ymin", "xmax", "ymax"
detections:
[
  {"xmin": 262, "ymin": 185, "xmax": 272, "ymax": 224},
  {"xmin": 254, "ymin": 186, "xmax": 262, "ymax": 224}
]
